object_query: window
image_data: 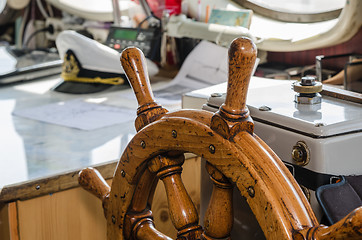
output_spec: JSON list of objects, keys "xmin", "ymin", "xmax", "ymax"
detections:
[{"xmin": 235, "ymin": 0, "xmax": 346, "ymax": 22}]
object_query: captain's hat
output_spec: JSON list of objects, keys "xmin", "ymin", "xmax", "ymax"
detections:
[{"xmin": 53, "ymin": 30, "xmax": 158, "ymax": 94}]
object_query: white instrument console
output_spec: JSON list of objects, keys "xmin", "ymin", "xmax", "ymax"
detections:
[{"xmin": 182, "ymin": 77, "xmax": 362, "ymax": 239}]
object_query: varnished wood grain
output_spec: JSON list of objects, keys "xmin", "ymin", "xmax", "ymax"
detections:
[
  {"xmin": 0, "ymin": 203, "xmax": 11, "ymax": 240},
  {"xmin": 0, "ymin": 202, "xmax": 19, "ymax": 240},
  {"xmin": 210, "ymin": 38, "xmax": 256, "ymax": 139},
  {"xmin": 8, "ymin": 202, "xmax": 19, "ymax": 240},
  {"xmin": 120, "ymin": 47, "xmax": 168, "ymax": 131},
  {"xmin": 202, "ymin": 163, "xmax": 233, "ymax": 239},
  {"xmin": 151, "ymin": 157, "xmax": 201, "ymax": 239},
  {"xmin": 79, "ymin": 37, "xmax": 362, "ymax": 240},
  {"xmin": 79, "ymin": 167, "xmax": 110, "ymax": 201},
  {"xmin": 314, "ymin": 206, "xmax": 362, "ymax": 240},
  {"xmin": 148, "ymin": 154, "xmax": 202, "ymax": 238},
  {"xmin": 16, "ymin": 181, "xmax": 112, "ymax": 240},
  {"xmin": 294, "ymin": 206, "xmax": 362, "ymax": 240},
  {"xmin": 108, "ymin": 113, "xmax": 318, "ymax": 239},
  {"xmin": 135, "ymin": 219, "xmax": 172, "ymax": 240},
  {"xmin": 220, "ymin": 37, "xmax": 257, "ymax": 119},
  {"xmin": 120, "ymin": 47, "xmax": 157, "ymax": 114},
  {"xmin": 109, "ymin": 38, "xmax": 316, "ymax": 240},
  {"xmin": 129, "ymin": 168, "xmax": 157, "ymax": 213},
  {"xmin": 0, "ymin": 161, "xmax": 117, "ymax": 203},
  {"xmin": 1, "ymin": 157, "xmax": 199, "ymax": 239}
]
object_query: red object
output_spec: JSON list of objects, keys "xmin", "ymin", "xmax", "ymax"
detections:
[
  {"xmin": 114, "ymin": 44, "xmax": 121, "ymax": 49},
  {"xmin": 165, "ymin": 0, "xmax": 181, "ymax": 15},
  {"xmin": 131, "ymin": 0, "xmax": 181, "ymax": 18}
]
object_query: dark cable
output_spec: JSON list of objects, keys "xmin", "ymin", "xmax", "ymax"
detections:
[
  {"xmin": 23, "ymin": 25, "xmax": 54, "ymax": 48},
  {"xmin": 137, "ymin": 0, "xmax": 161, "ymax": 29}
]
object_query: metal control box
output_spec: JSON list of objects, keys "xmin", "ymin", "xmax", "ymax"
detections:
[{"xmin": 182, "ymin": 77, "xmax": 362, "ymax": 239}]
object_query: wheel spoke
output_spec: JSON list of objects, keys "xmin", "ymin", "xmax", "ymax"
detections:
[
  {"xmin": 148, "ymin": 154, "xmax": 203, "ymax": 239},
  {"xmin": 135, "ymin": 219, "xmax": 173, "ymax": 240},
  {"xmin": 202, "ymin": 163, "xmax": 234, "ymax": 239},
  {"xmin": 124, "ymin": 169, "xmax": 158, "ymax": 239},
  {"xmin": 129, "ymin": 168, "xmax": 158, "ymax": 212}
]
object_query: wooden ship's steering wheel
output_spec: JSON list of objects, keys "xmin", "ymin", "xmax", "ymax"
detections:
[{"xmin": 79, "ymin": 38, "xmax": 362, "ymax": 240}]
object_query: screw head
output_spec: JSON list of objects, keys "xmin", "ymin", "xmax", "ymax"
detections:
[
  {"xmin": 247, "ymin": 186, "xmax": 255, "ymax": 198},
  {"xmin": 291, "ymin": 141, "xmax": 310, "ymax": 166},
  {"xmin": 211, "ymin": 92, "xmax": 223, "ymax": 97},
  {"xmin": 301, "ymin": 76, "xmax": 316, "ymax": 86},
  {"xmin": 209, "ymin": 144, "xmax": 215, "ymax": 154},
  {"xmin": 314, "ymin": 122, "xmax": 325, "ymax": 127},
  {"xmin": 172, "ymin": 130, "xmax": 177, "ymax": 138},
  {"xmin": 141, "ymin": 140, "xmax": 146, "ymax": 149},
  {"xmin": 259, "ymin": 105, "xmax": 272, "ymax": 111},
  {"xmin": 121, "ymin": 170, "xmax": 126, "ymax": 177},
  {"xmin": 292, "ymin": 148, "xmax": 303, "ymax": 162}
]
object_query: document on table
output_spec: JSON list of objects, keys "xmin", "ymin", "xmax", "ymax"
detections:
[
  {"xmin": 150, "ymin": 40, "xmax": 259, "ymax": 102},
  {"xmin": 152, "ymin": 40, "xmax": 229, "ymax": 101},
  {"xmin": 13, "ymin": 98, "xmax": 136, "ymax": 131}
]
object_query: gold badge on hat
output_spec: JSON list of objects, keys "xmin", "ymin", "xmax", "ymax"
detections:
[{"xmin": 61, "ymin": 51, "xmax": 124, "ymax": 85}]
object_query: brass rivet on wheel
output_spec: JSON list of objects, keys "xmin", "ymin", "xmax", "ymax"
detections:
[
  {"xmin": 172, "ymin": 130, "xmax": 177, "ymax": 138},
  {"xmin": 247, "ymin": 186, "xmax": 255, "ymax": 198},
  {"xmin": 121, "ymin": 170, "xmax": 126, "ymax": 177},
  {"xmin": 209, "ymin": 144, "xmax": 215, "ymax": 154},
  {"xmin": 111, "ymin": 215, "xmax": 116, "ymax": 224},
  {"xmin": 141, "ymin": 140, "xmax": 146, "ymax": 149}
]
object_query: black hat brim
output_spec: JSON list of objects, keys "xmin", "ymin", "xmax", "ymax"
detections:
[{"xmin": 52, "ymin": 80, "xmax": 114, "ymax": 94}]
